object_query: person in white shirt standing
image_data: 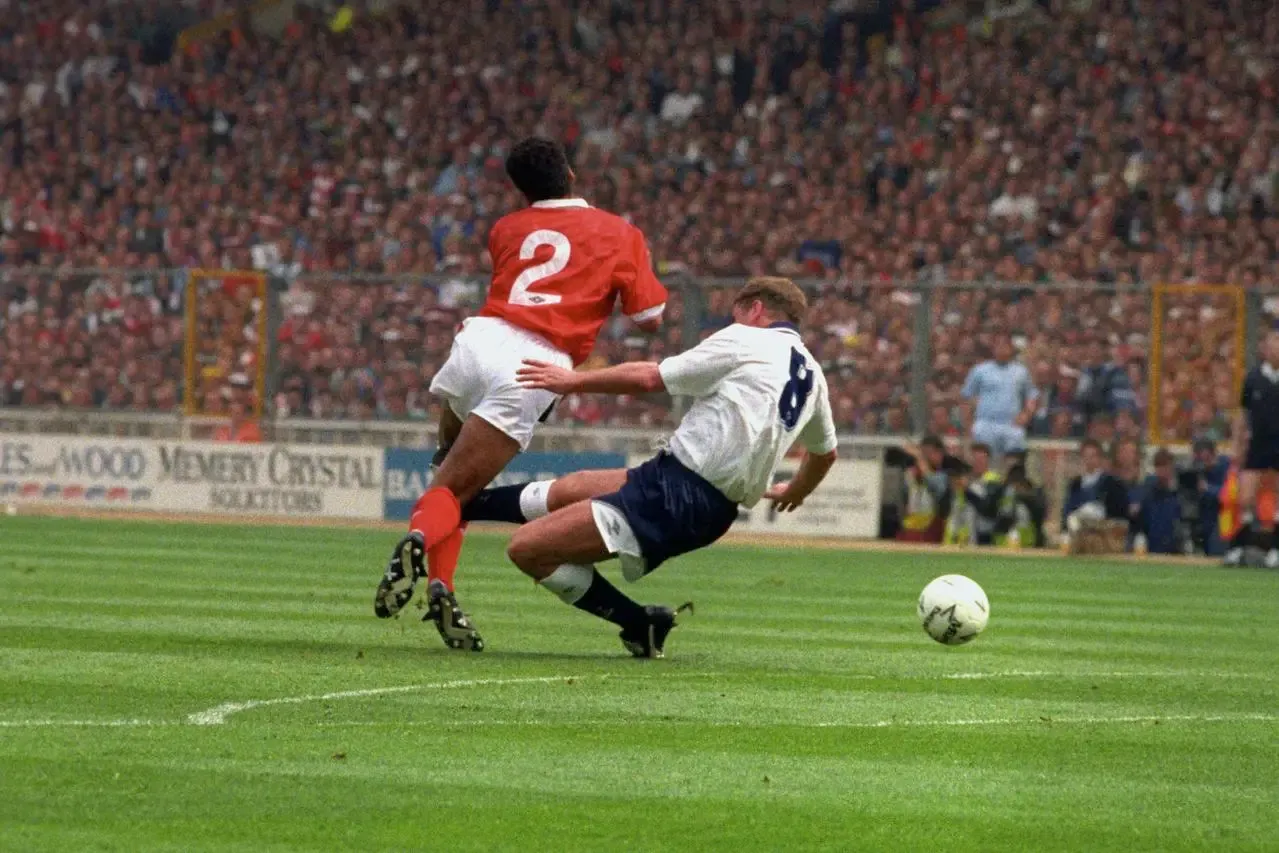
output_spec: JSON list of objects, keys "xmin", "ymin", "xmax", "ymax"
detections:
[{"xmin": 508, "ymin": 278, "xmax": 838, "ymax": 658}]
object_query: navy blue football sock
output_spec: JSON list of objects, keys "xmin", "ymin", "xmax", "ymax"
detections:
[
  {"xmin": 461, "ymin": 484, "xmax": 527, "ymax": 523},
  {"xmin": 541, "ymin": 564, "xmax": 646, "ymax": 628},
  {"xmin": 575, "ymin": 569, "xmax": 647, "ymax": 627}
]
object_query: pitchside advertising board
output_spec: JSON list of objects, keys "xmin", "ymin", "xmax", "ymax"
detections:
[
  {"xmin": 0, "ymin": 435, "xmax": 882, "ymax": 535},
  {"xmin": 0, "ymin": 435, "xmax": 384, "ymax": 520},
  {"xmin": 383, "ymin": 449, "xmax": 627, "ymax": 521},
  {"xmin": 624, "ymin": 453, "xmax": 883, "ymax": 538},
  {"xmin": 748, "ymin": 458, "xmax": 882, "ymax": 538}
]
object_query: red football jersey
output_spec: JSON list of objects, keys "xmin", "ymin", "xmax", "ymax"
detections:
[{"xmin": 479, "ymin": 199, "xmax": 667, "ymax": 365}]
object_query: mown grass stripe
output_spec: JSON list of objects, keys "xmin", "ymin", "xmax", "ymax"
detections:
[{"xmin": 2, "ymin": 516, "xmax": 1278, "ymax": 853}]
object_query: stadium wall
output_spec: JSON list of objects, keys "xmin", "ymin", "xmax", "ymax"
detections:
[
  {"xmin": 0, "ymin": 433, "xmax": 884, "ymax": 539},
  {"xmin": 0, "ymin": 435, "xmax": 383, "ymax": 521}
]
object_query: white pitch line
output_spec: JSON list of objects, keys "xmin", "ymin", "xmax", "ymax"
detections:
[
  {"xmin": 308, "ymin": 713, "xmax": 1279, "ymax": 731},
  {"xmin": 0, "ymin": 718, "xmax": 170, "ymax": 728},
  {"xmin": 810, "ymin": 713, "xmax": 1279, "ymax": 729},
  {"xmin": 185, "ymin": 674, "xmax": 596, "ymax": 726},
  {"xmin": 937, "ymin": 670, "xmax": 1264, "ymax": 681},
  {"xmin": 2, "ymin": 670, "xmax": 1268, "ymax": 730},
  {"xmin": 826, "ymin": 670, "xmax": 1268, "ymax": 682}
]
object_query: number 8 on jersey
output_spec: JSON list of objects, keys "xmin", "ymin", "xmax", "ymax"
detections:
[{"xmin": 779, "ymin": 348, "xmax": 814, "ymax": 430}]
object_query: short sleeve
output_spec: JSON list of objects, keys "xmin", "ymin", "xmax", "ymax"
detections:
[
  {"xmin": 618, "ymin": 227, "xmax": 667, "ymax": 322},
  {"xmin": 658, "ymin": 329, "xmax": 740, "ymax": 396},
  {"xmin": 799, "ymin": 384, "xmax": 838, "ymax": 455},
  {"xmin": 486, "ymin": 221, "xmax": 501, "ymax": 265}
]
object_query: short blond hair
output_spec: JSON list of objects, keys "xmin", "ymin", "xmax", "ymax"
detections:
[{"xmin": 734, "ymin": 277, "xmax": 808, "ymax": 325}]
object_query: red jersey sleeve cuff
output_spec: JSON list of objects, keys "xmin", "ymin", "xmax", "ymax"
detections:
[{"xmin": 629, "ymin": 303, "xmax": 666, "ymax": 323}]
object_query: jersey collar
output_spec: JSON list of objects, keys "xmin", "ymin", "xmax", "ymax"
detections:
[
  {"xmin": 768, "ymin": 321, "xmax": 800, "ymax": 335},
  {"xmin": 531, "ymin": 198, "xmax": 590, "ymax": 209}
]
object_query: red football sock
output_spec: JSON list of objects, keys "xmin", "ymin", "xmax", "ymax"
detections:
[
  {"xmin": 427, "ymin": 523, "xmax": 467, "ymax": 592},
  {"xmin": 408, "ymin": 487, "xmax": 462, "ymax": 553}
]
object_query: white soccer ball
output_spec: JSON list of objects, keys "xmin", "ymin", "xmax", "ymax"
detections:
[{"xmin": 918, "ymin": 574, "xmax": 990, "ymax": 645}]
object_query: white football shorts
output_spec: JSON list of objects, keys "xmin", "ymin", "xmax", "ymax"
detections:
[
  {"xmin": 591, "ymin": 500, "xmax": 648, "ymax": 582},
  {"xmin": 429, "ymin": 316, "xmax": 571, "ymax": 450}
]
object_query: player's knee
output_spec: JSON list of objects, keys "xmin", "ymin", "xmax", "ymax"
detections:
[
  {"xmin": 506, "ymin": 529, "xmax": 542, "ymax": 576},
  {"xmin": 429, "ymin": 465, "xmax": 489, "ymax": 507}
]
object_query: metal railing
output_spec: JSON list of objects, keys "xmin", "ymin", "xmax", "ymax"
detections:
[{"xmin": 3, "ymin": 268, "xmax": 1276, "ymax": 446}]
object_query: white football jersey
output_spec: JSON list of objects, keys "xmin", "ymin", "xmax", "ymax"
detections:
[{"xmin": 657, "ymin": 323, "xmax": 837, "ymax": 506}]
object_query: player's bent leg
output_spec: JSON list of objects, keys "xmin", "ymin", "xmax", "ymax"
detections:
[
  {"xmin": 373, "ymin": 534, "xmax": 426, "ymax": 619},
  {"xmin": 375, "ymin": 415, "xmax": 519, "ymax": 622},
  {"xmin": 507, "ymin": 501, "xmax": 614, "ymax": 579},
  {"xmin": 423, "ymin": 414, "xmax": 522, "ymax": 513},
  {"xmin": 506, "ymin": 502, "xmax": 684, "ymax": 659},
  {"xmin": 410, "ymin": 405, "xmax": 484, "ymax": 648},
  {"xmin": 419, "ymin": 416, "xmax": 522, "ymax": 648},
  {"xmin": 423, "ymin": 525, "xmax": 485, "ymax": 651},
  {"xmin": 432, "ymin": 406, "xmax": 464, "ymax": 467},
  {"xmin": 549, "ymin": 470, "xmax": 629, "ymax": 510},
  {"xmin": 425, "ymin": 404, "xmax": 465, "ymax": 589},
  {"xmin": 463, "ymin": 468, "xmax": 630, "ymax": 525}
]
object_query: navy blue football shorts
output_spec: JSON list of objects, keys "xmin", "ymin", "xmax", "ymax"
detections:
[{"xmin": 591, "ymin": 451, "xmax": 739, "ymax": 580}]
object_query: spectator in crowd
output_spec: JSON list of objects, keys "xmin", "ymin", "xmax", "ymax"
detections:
[
  {"xmin": 213, "ymin": 399, "xmax": 262, "ymax": 443},
  {"xmin": 996, "ymin": 461, "xmax": 1046, "ymax": 549},
  {"xmin": 1111, "ymin": 436, "xmax": 1145, "ymax": 533},
  {"xmin": 1086, "ymin": 413, "xmax": 1117, "ymax": 445},
  {"xmin": 945, "ymin": 443, "xmax": 1003, "ymax": 546},
  {"xmin": 1025, "ymin": 359, "xmax": 1059, "ymax": 439},
  {"xmin": 961, "ymin": 334, "xmax": 1037, "ymax": 461},
  {"xmin": 0, "ymin": 0, "xmax": 1275, "ymax": 438},
  {"xmin": 1114, "ymin": 410, "xmax": 1142, "ymax": 442},
  {"xmin": 897, "ymin": 434, "xmax": 951, "ymax": 543},
  {"xmin": 1063, "ymin": 439, "xmax": 1130, "ymax": 535},
  {"xmin": 1189, "ymin": 438, "xmax": 1232, "ymax": 556},
  {"xmin": 1076, "ymin": 339, "xmax": 1138, "ymax": 433},
  {"xmin": 1133, "ymin": 449, "xmax": 1184, "ymax": 555}
]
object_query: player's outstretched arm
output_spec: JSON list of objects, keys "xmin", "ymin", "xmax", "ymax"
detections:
[
  {"xmin": 765, "ymin": 449, "xmax": 838, "ymax": 512},
  {"xmin": 518, "ymin": 359, "xmax": 665, "ymax": 396}
]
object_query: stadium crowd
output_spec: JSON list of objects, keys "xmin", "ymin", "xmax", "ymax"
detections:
[
  {"xmin": 1, "ymin": 0, "xmax": 1278, "ymax": 440},
  {"xmin": 892, "ymin": 432, "xmax": 1248, "ymax": 556}
]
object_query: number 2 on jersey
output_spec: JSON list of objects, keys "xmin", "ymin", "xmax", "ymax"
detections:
[
  {"xmin": 510, "ymin": 229, "xmax": 570, "ymax": 306},
  {"xmin": 779, "ymin": 347, "xmax": 813, "ymax": 430}
]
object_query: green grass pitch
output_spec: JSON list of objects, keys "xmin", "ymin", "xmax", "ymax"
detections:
[{"xmin": 2, "ymin": 516, "xmax": 1277, "ymax": 852}]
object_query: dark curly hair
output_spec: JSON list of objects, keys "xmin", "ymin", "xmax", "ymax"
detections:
[{"xmin": 505, "ymin": 137, "xmax": 573, "ymax": 202}]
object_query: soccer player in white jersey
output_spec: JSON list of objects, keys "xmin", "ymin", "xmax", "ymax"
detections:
[{"xmin": 506, "ymin": 277, "xmax": 838, "ymax": 658}]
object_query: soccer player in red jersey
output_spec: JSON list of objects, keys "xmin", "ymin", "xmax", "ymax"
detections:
[{"xmin": 373, "ymin": 138, "xmax": 667, "ymax": 650}]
